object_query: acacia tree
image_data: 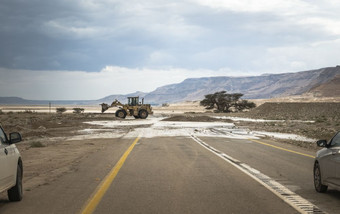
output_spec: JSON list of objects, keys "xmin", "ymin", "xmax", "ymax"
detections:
[{"xmin": 200, "ymin": 91, "xmax": 256, "ymax": 112}]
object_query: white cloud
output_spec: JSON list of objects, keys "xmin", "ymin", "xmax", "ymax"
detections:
[
  {"xmin": 194, "ymin": 0, "xmax": 315, "ymax": 14},
  {"xmin": 147, "ymin": 51, "xmax": 176, "ymax": 65},
  {"xmin": 194, "ymin": 0, "xmax": 340, "ymax": 36},
  {"xmin": 297, "ymin": 17, "xmax": 340, "ymax": 36},
  {"xmin": 250, "ymin": 38, "xmax": 340, "ymax": 73}
]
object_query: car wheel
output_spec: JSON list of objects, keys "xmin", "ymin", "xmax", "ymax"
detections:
[
  {"xmin": 8, "ymin": 163, "xmax": 23, "ymax": 201},
  {"xmin": 314, "ymin": 162, "xmax": 328, "ymax": 193}
]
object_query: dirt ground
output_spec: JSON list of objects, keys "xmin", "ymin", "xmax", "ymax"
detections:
[
  {"xmin": 228, "ymin": 102, "xmax": 340, "ymax": 141},
  {"xmin": 163, "ymin": 102, "xmax": 340, "ymax": 150},
  {"xmin": 0, "ymin": 113, "xmax": 125, "ymax": 193},
  {"xmin": 162, "ymin": 102, "xmax": 340, "ymax": 140},
  {"xmin": 1, "ymin": 101, "xmax": 339, "ymax": 195}
]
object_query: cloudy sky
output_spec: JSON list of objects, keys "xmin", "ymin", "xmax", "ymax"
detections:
[{"xmin": 1, "ymin": 0, "xmax": 340, "ymax": 100}]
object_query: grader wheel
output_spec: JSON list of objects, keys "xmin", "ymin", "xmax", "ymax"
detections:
[
  {"xmin": 138, "ymin": 109, "xmax": 148, "ymax": 119},
  {"xmin": 115, "ymin": 109, "xmax": 127, "ymax": 118}
]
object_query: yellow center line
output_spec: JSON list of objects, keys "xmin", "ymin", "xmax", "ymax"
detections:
[
  {"xmin": 80, "ymin": 137, "xmax": 140, "ymax": 214},
  {"xmin": 248, "ymin": 138, "xmax": 315, "ymax": 159}
]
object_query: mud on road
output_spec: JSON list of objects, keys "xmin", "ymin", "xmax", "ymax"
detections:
[{"xmin": 1, "ymin": 102, "xmax": 339, "ymax": 199}]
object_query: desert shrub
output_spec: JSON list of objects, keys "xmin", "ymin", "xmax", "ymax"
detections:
[
  {"xmin": 7, "ymin": 111, "xmax": 13, "ymax": 115},
  {"xmin": 56, "ymin": 107, "xmax": 67, "ymax": 114},
  {"xmin": 73, "ymin": 108, "xmax": 85, "ymax": 114},
  {"xmin": 19, "ymin": 109, "xmax": 36, "ymax": 114},
  {"xmin": 200, "ymin": 91, "xmax": 256, "ymax": 113},
  {"xmin": 30, "ymin": 141, "xmax": 45, "ymax": 148},
  {"xmin": 315, "ymin": 116, "xmax": 327, "ymax": 123},
  {"xmin": 162, "ymin": 103, "xmax": 169, "ymax": 107},
  {"xmin": 0, "ymin": 109, "xmax": 3, "ymax": 115}
]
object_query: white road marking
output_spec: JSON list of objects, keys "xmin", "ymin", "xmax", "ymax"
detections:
[{"xmin": 190, "ymin": 135, "xmax": 325, "ymax": 214}]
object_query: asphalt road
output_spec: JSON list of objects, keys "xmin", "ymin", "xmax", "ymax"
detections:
[{"xmin": 1, "ymin": 135, "xmax": 340, "ymax": 214}]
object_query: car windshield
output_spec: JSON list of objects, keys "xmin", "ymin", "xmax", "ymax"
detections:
[
  {"xmin": 330, "ymin": 132, "xmax": 340, "ymax": 147},
  {"xmin": 0, "ymin": 128, "xmax": 7, "ymax": 144}
]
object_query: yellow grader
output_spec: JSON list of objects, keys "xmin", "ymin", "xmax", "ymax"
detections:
[{"xmin": 100, "ymin": 96, "xmax": 153, "ymax": 119}]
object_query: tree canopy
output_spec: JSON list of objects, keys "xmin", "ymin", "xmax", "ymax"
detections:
[{"xmin": 200, "ymin": 91, "xmax": 256, "ymax": 112}]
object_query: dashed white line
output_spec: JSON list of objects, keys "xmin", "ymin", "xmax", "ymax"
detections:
[{"xmin": 190, "ymin": 135, "xmax": 325, "ymax": 214}]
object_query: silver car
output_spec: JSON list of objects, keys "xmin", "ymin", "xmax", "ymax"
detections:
[
  {"xmin": 0, "ymin": 124, "xmax": 23, "ymax": 201},
  {"xmin": 314, "ymin": 131, "xmax": 340, "ymax": 192}
]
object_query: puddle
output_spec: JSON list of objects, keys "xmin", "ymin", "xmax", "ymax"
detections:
[{"xmin": 77, "ymin": 117, "xmax": 315, "ymax": 142}]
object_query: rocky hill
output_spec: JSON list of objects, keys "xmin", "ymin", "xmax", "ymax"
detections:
[
  {"xmin": 1, "ymin": 66, "xmax": 339, "ymax": 105},
  {"xmin": 306, "ymin": 74, "xmax": 340, "ymax": 97},
  {"xmin": 143, "ymin": 65, "xmax": 340, "ymax": 104},
  {"xmin": 0, "ymin": 97, "xmax": 96, "ymax": 105}
]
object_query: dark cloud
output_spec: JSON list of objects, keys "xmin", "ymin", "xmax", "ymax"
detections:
[
  {"xmin": 0, "ymin": 0, "xmax": 339, "ymax": 72},
  {"xmin": 1, "ymin": 0, "xmax": 340, "ymax": 99}
]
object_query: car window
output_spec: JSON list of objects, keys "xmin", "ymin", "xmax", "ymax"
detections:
[
  {"xmin": 330, "ymin": 132, "xmax": 340, "ymax": 147},
  {"xmin": 0, "ymin": 128, "xmax": 7, "ymax": 144}
]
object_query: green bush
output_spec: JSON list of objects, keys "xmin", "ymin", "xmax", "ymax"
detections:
[
  {"xmin": 56, "ymin": 107, "xmax": 67, "ymax": 114},
  {"xmin": 73, "ymin": 108, "xmax": 85, "ymax": 114}
]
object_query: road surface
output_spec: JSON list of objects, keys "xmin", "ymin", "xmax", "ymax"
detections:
[{"xmin": 1, "ymin": 132, "xmax": 340, "ymax": 213}]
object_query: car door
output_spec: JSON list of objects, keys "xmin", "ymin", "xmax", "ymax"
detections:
[
  {"xmin": 318, "ymin": 147, "xmax": 334, "ymax": 183},
  {"xmin": 0, "ymin": 127, "xmax": 12, "ymax": 191},
  {"xmin": 325, "ymin": 132, "xmax": 340, "ymax": 186}
]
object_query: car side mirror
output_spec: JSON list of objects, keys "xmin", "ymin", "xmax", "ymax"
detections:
[
  {"xmin": 9, "ymin": 132, "xmax": 22, "ymax": 144},
  {"xmin": 316, "ymin": 140, "xmax": 327, "ymax": 147}
]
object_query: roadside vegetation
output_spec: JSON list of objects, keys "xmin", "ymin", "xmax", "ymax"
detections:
[
  {"xmin": 200, "ymin": 91, "xmax": 256, "ymax": 112},
  {"xmin": 73, "ymin": 108, "xmax": 85, "ymax": 114},
  {"xmin": 56, "ymin": 107, "xmax": 67, "ymax": 114}
]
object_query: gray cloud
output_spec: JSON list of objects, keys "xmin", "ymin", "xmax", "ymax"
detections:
[
  {"xmin": 1, "ymin": 0, "xmax": 339, "ymax": 72},
  {"xmin": 1, "ymin": 0, "xmax": 340, "ymax": 99}
]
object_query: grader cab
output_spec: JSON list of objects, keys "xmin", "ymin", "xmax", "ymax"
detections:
[{"xmin": 100, "ymin": 96, "xmax": 153, "ymax": 119}]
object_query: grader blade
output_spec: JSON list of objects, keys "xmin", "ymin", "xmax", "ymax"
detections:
[{"xmin": 100, "ymin": 103, "xmax": 110, "ymax": 113}]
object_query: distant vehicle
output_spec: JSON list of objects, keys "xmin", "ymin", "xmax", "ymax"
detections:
[
  {"xmin": 0, "ymin": 124, "xmax": 23, "ymax": 201},
  {"xmin": 100, "ymin": 96, "xmax": 153, "ymax": 119},
  {"xmin": 314, "ymin": 131, "xmax": 340, "ymax": 193}
]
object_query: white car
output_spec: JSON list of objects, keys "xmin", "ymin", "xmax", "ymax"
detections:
[
  {"xmin": 314, "ymin": 131, "xmax": 340, "ymax": 193},
  {"xmin": 0, "ymin": 124, "xmax": 23, "ymax": 201}
]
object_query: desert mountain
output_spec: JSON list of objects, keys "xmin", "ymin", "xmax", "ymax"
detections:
[
  {"xmin": 142, "ymin": 65, "xmax": 340, "ymax": 104},
  {"xmin": 305, "ymin": 74, "xmax": 340, "ymax": 97},
  {"xmin": 0, "ymin": 66, "xmax": 339, "ymax": 105}
]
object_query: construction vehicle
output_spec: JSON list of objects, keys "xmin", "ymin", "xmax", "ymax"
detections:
[{"xmin": 100, "ymin": 97, "xmax": 153, "ymax": 119}]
